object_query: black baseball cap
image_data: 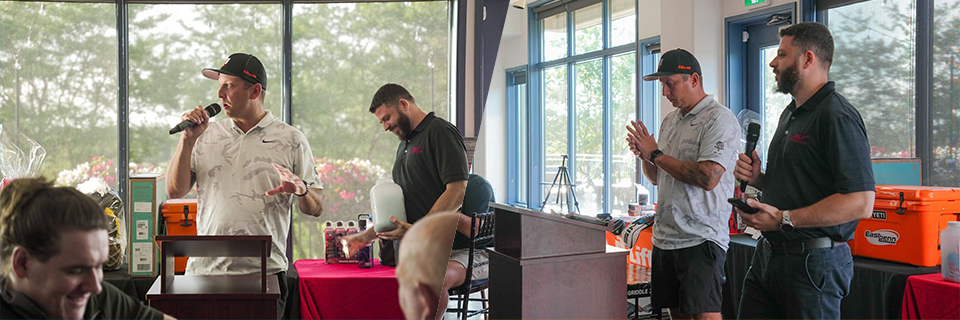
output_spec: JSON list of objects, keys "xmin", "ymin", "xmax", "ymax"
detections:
[
  {"xmin": 202, "ymin": 53, "xmax": 267, "ymax": 90},
  {"xmin": 642, "ymin": 48, "xmax": 701, "ymax": 81}
]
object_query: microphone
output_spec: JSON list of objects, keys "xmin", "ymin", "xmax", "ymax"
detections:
[
  {"xmin": 169, "ymin": 103, "xmax": 221, "ymax": 135},
  {"xmin": 740, "ymin": 122, "xmax": 761, "ymax": 192}
]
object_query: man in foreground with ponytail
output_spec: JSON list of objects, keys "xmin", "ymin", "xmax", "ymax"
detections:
[{"xmin": 0, "ymin": 177, "xmax": 174, "ymax": 320}]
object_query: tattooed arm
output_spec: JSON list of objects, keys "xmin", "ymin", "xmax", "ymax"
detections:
[{"xmin": 650, "ymin": 156, "xmax": 726, "ymax": 191}]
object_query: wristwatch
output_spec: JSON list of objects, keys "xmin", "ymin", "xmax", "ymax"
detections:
[
  {"xmin": 779, "ymin": 210, "xmax": 795, "ymax": 232},
  {"xmin": 649, "ymin": 149, "xmax": 664, "ymax": 164},
  {"xmin": 295, "ymin": 181, "xmax": 310, "ymax": 197}
]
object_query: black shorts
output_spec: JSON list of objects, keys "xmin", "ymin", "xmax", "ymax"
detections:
[{"xmin": 651, "ymin": 241, "xmax": 726, "ymax": 314}]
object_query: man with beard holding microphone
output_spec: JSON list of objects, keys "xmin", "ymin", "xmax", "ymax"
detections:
[
  {"xmin": 734, "ymin": 22, "xmax": 875, "ymax": 319},
  {"xmin": 165, "ymin": 53, "xmax": 325, "ymax": 319}
]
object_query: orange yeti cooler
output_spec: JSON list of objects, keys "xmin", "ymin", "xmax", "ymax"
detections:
[
  {"xmin": 160, "ymin": 199, "xmax": 198, "ymax": 273},
  {"xmin": 849, "ymin": 186, "xmax": 960, "ymax": 267}
]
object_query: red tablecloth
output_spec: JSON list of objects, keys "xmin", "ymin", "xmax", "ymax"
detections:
[
  {"xmin": 901, "ymin": 273, "xmax": 960, "ymax": 320},
  {"xmin": 295, "ymin": 259, "xmax": 403, "ymax": 320}
]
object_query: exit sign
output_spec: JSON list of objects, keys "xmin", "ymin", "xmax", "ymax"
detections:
[{"xmin": 745, "ymin": 0, "xmax": 771, "ymax": 9}]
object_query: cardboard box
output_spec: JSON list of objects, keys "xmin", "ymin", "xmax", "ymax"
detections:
[
  {"xmin": 849, "ymin": 185, "xmax": 960, "ymax": 267},
  {"xmin": 128, "ymin": 174, "xmax": 166, "ymax": 277}
]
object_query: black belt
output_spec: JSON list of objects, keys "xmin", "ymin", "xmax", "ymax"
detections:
[{"xmin": 765, "ymin": 237, "xmax": 846, "ymax": 254}]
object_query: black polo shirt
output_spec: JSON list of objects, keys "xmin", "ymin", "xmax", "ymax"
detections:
[
  {"xmin": 762, "ymin": 81, "xmax": 875, "ymax": 242},
  {"xmin": 0, "ymin": 280, "xmax": 164, "ymax": 319},
  {"xmin": 392, "ymin": 112, "xmax": 470, "ymax": 224}
]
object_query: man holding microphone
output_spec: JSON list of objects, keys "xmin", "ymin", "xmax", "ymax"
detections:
[
  {"xmin": 165, "ymin": 53, "xmax": 325, "ymax": 319},
  {"xmin": 734, "ymin": 22, "xmax": 875, "ymax": 319}
]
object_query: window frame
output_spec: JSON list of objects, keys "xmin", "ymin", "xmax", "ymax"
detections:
[
  {"xmin": 525, "ymin": 0, "xmax": 650, "ymax": 213},
  {"xmin": 1, "ymin": 0, "xmax": 459, "ymax": 261},
  {"xmin": 814, "ymin": 0, "xmax": 937, "ymax": 184},
  {"xmin": 506, "ymin": 66, "xmax": 528, "ymax": 206}
]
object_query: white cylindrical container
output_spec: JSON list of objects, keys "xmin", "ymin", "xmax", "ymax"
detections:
[
  {"xmin": 370, "ymin": 178, "xmax": 407, "ymax": 232},
  {"xmin": 941, "ymin": 221, "xmax": 960, "ymax": 283}
]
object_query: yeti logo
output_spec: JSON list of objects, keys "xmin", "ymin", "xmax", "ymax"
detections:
[
  {"xmin": 871, "ymin": 210, "xmax": 887, "ymax": 220},
  {"xmin": 864, "ymin": 229, "xmax": 900, "ymax": 246}
]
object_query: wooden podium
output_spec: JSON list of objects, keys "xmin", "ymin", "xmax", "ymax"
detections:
[
  {"xmin": 488, "ymin": 203, "xmax": 627, "ymax": 319},
  {"xmin": 146, "ymin": 235, "xmax": 280, "ymax": 319}
]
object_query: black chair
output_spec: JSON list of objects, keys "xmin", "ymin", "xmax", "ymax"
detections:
[{"xmin": 446, "ymin": 210, "xmax": 495, "ymax": 320}]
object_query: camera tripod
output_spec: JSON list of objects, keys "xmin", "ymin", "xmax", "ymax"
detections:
[{"xmin": 539, "ymin": 155, "xmax": 580, "ymax": 215}]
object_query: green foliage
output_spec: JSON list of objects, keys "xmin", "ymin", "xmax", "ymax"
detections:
[
  {"xmin": 1, "ymin": 1, "xmax": 450, "ymax": 259},
  {"xmin": 1, "ymin": 2, "xmax": 120, "ymax": 183},
  {"xmin": 293, "ymin": 157, "xmax": 387, "ymax": 260}
]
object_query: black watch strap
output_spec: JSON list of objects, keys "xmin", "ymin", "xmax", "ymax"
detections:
[
  {"xmin": 295, "ymin": 181, "xmax": 309, "ymax": 197},
  {"xmin": 649, "ymin": 149, "xmax": 664, "ymax": 164}
]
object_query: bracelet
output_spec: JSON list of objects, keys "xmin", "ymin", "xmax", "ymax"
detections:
[{"xmin": 295, "ymin": 181, "xmax": 309, "ymax": 197}]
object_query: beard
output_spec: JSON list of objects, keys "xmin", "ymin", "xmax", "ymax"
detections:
[
  {"xmin": 393, "ymin": 111, "xmax": 414, "ymax": 140},
  {"xmin": 774, "ymin": 60, "xmax": 801, "ymax": 94}
]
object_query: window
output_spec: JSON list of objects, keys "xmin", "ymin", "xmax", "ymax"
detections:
[
  {"xmin": 529, "ymin": 0, "xmax": 643, "ymax": 215},
  {"xmin": 506, "ymin": 67, "xmax": 528, "ymax": 206},
  {"xmin": 128, "ymin": 3, "xmax": 284, "ymax": 196},
  {"xmin": 611, "ymin": 52, "xmax": 637, "ymax": 211},
  {"xmin": 1, "ymin": 0, "xmax": 454, "ymax": 263},
  {"xmin": 1, "ymin": 2, "xmax": 120, "ymax": 188},
  {"xmin": 931, "ymin": 0, "xmax": 960, "ymax": 186},
  {"xmin": 816, "ymin": 0, "xmax": 960, "ymax": 185},
  {"xmin": 825, "ymin": 0, "xmax": 916, "ymax": 159},
  {"xmin": 291, "ymin": 2, "xmax": 451, "ymax": 260},
  {"xmin": 760, "ymin": 45, "xmax": 792, "ymax": 164}
]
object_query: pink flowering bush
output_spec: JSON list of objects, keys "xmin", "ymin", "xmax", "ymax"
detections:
[
  {"xmin": 56, "ymin": 156, "xmax": 162, "ymax": 188},
  {"xmin": 291, "ymin": 158, "xmax": 387, "ymax": 260}
]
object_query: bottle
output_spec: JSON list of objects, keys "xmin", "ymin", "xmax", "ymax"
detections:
[
  {"xmin": 346, "ymin": 220, "xmax": 358, "ymax": 236},
  {"xmin": 323, "ymin": 221, "xmax": 337, "ymax": 264},
  {"xmin": 941, "ymin": 221, "xmax": 960, "ymax": 283},
  {"xmin": 370, "ymin": 178, "xmax": 407, "ymax": 232},
  {"xmin": 334, "ymin": 221, "xmax": 346, "ymax": 263},
  {"xmin": 344, "ymin": 220, "xmax": 359, "ymax": 262},
  {"xmin": 358, "ymin": 214, "xmax": 374, "ymax": 268}
]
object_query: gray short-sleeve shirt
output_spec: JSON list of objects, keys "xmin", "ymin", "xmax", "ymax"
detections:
[
  {"xmin": 188, "ymin": 111, "xmax": 322, "ymax": 275},
  {"xmin": 653, "ymin": 95, "xmax": 740, "ymax": 251}
]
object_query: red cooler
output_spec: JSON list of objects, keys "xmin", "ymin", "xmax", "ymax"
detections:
[
  {"xmin": 849, "ymin": 186, "xmax": 960, "ymax": 267},
  {"xmin": 160, "ymin": 199, "xmax": 198, "ymax": 273}
]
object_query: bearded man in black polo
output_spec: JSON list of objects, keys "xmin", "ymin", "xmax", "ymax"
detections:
[
  {"xmin": 343, "ymin": 84, "xmax": 473, "ymax": 319},
  {"xmin": 733, "ymin": 22, "xmax": 875, "ymax": 319}
]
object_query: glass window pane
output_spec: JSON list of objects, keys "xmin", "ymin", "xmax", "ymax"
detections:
[
  {"xmin": 574, "ymin": 3, "xmax": 602, "ymax": 55},
  {"xmin": 610, "ymin": 0, "xmax": 636, "ymax": 47},
  {"xmin": 1, "ymin": 2, "xmax": 120, "ymax": 189},
  {"xmin": 574, "ymin": 59, "xmax": 602, "ymax": 214},
  {"xmin": 518, "ymin": 82, "xmax": 528, "ymax": 204},
  {"xmin": 931, "ymin": 0, "xmax": 960, "ymax": 186},
  {"xmin": 128, "ymin": 3, "xmax": 283, "ymax": 195},
  {"xmin": 828, "ymin": 0, "xmax": 916, "ymax": 159},
  {"xmin": 611, "ymin": 53, "xmax": 636, "ymax": 215},
  {"xmin": 542, "ymin": 66, "xmax": 568, "ymax": 213},
  {"xmin": 760, "ymin": 45, "xmax": 791, "ymax": 165},
  {"xmin": 291, "ymin": 2, "xmax": 450, "ymax": 260},
  {"xmin": 543, "ymin": 13, "xmax": 567, "ymax": 61}
]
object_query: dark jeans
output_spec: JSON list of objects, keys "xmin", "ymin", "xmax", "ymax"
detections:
[{"xmin": 737, "ymin": 238, "xmax": 854, "ymax": 319}]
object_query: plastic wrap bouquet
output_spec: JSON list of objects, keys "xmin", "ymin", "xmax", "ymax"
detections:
[
  {"xmin": 0, "ymin": 124, "xmax": 46, "ymax": 190},
  {"xmin": 76, "ymin": 177, "xmax": 127, "ymax": 271}
]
